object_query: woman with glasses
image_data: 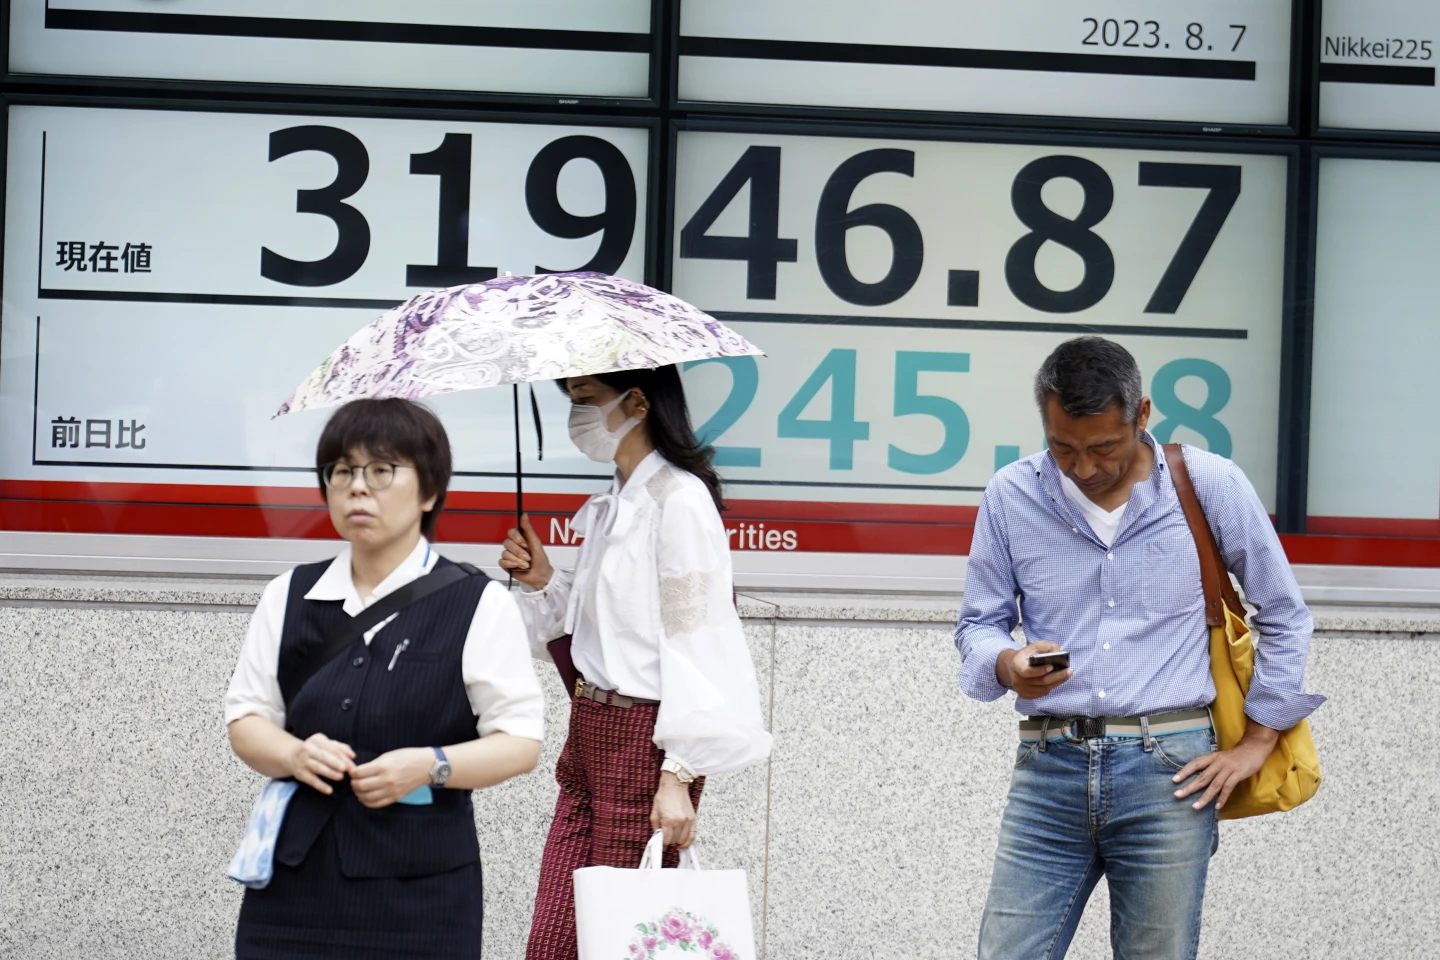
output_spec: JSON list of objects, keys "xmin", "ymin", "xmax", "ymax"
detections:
[
  {"xmin": 498, "ymin": 365, "xmax": 772, "ymax": 960},
  {"xmin": 225, "ymin": 398, "xmax": 544, "ymax": 960}
]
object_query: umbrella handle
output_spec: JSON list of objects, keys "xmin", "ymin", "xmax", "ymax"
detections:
[
  {"xmin": 509, "ymin": 384, "xmax": 545, "ymax": 590},
  {"xmin": 512, "ymin": 383, "xmax": 524, "ymax": 528}
]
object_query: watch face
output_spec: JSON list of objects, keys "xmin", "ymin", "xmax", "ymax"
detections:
[{"xmin": 434, "ymin": 762, "xmax": 452, "ymax": 784}]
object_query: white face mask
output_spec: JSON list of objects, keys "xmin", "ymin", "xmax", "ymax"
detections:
[{"xmin": 568, "ymin": 390, "xmax": 641, "ymax": 464}]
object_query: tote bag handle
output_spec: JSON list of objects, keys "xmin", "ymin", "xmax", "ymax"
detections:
[{"xmin": 638, "ymin": 830, "xmax": 703, "ymax": 871}]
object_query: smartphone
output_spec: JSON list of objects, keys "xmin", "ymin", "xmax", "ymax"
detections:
[{"xmin": 1029, "ymin": 650, "xmax": 1070, "ymax": 671}]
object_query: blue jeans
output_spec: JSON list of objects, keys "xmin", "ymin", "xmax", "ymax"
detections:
[{"xmin": 978, "ymin": 728, "xmax": 1220, "ymax": 960}]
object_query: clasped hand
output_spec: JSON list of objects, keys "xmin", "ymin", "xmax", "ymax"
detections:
[{"xmin": 288, "ymin": 733, "xmax": 433, "ymax": 809}]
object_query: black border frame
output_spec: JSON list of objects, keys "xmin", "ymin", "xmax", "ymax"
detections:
[{"xmin": 670, "ymin": 0, "xmax": 1308, "ymax": 139}]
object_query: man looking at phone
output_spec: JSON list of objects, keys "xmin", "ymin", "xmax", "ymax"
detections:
[{"xmin": 955, "ymin": 337, "xmax": 1323, "ymax": 960}]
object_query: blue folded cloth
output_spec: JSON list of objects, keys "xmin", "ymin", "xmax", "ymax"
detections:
[
  {"xmin": 227, "ymin": 779, "xmax": 299, "ymax": 890},
  {"xmin": 397, "ymin": 785, "xmax": 433, "ymax": 805}
]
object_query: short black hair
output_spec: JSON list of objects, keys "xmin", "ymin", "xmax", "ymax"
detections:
[
  {"xmin": 1034, "ymin": 337, "xmax": 1143, "ymax": 423},
  {"xmin": 315, "ymin": 398, "xmax": 452, "ymax": 539}
]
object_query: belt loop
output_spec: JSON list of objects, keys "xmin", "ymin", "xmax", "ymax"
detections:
[
  {"xmin": 1039, "ymin": 716, "xmax": 1051, "ymax": 752},
  {"xmin": 1140, "ymin": 715, "xmax": 1153, "ymax": 752}
]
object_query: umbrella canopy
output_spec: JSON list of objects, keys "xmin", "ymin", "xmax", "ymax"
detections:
[{"xmin": 276, "ymin": 272, "xmax": 763, "ymax": 417}]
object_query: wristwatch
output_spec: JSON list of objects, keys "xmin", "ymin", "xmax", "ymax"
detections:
[
  {"xmin": 661, "ymin": 758, "xmax": 696, "ymax": 784},
  {"xmin": 429, "ymin": 746, "xmax": 451, "ymax": 787}
]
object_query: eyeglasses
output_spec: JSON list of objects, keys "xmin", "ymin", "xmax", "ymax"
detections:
[{"xmin": 321, "ymin": 461, "xmax": 410, "ymax": 491}]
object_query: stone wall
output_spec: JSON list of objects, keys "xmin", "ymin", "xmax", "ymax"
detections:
[{"xmin": 1, "ymin": 575, "xmax": 1436, "ymax": 959}]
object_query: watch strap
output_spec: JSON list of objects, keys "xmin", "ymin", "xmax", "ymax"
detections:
[
  {"xmin": 662, "ymin": 758, "xmax": 695, "ymax": 783},
  {"xmin": 429, "ymin": 746, "xmax": 450, "ymax": 786}
]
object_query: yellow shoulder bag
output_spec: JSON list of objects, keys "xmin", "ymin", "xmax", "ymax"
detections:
[{"xmin": 1163, "ymin": 444, "xmax": 1322, "ymax": 820}]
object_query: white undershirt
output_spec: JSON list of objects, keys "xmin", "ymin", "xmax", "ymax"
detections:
[{"xmin": 1059, "ymin": 473, "xmax": 1128, "ymax": 548}]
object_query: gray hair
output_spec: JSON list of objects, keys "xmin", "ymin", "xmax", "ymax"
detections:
[{"xmin": 1033, "ymin": 337, "xmax": 1143, "ymax": 424}]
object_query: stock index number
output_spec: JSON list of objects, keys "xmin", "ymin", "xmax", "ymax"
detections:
[
  {"xmin": 680, "ymin": 146, "xmax": 1241, "ymax": 315},
  {"xmin": 261, "ymin": 126, "xmax": 638, "ymax": 288}
]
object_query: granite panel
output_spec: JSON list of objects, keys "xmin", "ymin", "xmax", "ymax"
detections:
[
  {"xmin": 763, "ymin": 621, "xmax": 1021, "ymax": 960},
  {"xmin": 1196, "ymin": 634, "xmax": 1440, "ymax": 960},
  {"xmin": 3, "ymin": 583, "xmax": 1437, "ymax": 960},
  {"xmin": 0, "ymin": 607, "xmax": 252, "ymax": 959},
  {"xmin": 0, "ymin": 602, "xmax": 775, "ymax": 960},
  {"xmin": 762, "ymin": 625, "xmax": 1439, "ymax": 960}
]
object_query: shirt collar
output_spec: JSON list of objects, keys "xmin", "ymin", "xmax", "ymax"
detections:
[
  {"xmin": 305, "ymin": 536, "xmax": 435, "ymax": 615},
  {"xmin": 1038, "ymin": 430, "xmax": 1164, "ymax": 543},
  {"xmin": 616, "ymin": 449, "xmax": 667, "ymax": 498}
]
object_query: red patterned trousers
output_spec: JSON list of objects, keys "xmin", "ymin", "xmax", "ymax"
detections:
[{"xmin": 525, "ymin": 696, "xmax": 705, "ymax": 960}]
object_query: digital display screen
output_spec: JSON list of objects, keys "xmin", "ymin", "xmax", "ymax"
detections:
[
  {"xmin": 1319, "ymin": 0, "xmax": 1440, "ymax": 133},
  {"xmin": 1308, "ymin": 157, "xmax": 1440, "ymax": 535},
  {"xmin": 0, "ymin": 105, "xmax": 652, "ymax": 541},
  {"xmin": 10, "ymin": 0, "xmax": 652, "ymax": 98},
  {"xmin": 668, "ymin": 127, "xmax": 1289, "ymax": 551},
  {"xmin": 679, "ymin": 0, "xmax": 1292, "ymax": 126}
]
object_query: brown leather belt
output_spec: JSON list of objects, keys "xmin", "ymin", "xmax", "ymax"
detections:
[{"xmin": 575, "ymin": 677, "xmax": 659, "ymax": 708}]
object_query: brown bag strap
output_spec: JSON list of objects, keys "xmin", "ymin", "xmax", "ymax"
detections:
[{"xmin": 1161, "ymin": 443, "xmax": 1242, "ymax": 626}]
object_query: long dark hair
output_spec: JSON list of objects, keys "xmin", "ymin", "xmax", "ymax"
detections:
[{"xmin": 562, "ymin": 365, "xmax": 725, "ymax": 510}]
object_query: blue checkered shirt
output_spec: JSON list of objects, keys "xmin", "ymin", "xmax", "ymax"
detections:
[{"xmin": 955, "ymin": 433, "xmax": 1325, "ymax": 730}]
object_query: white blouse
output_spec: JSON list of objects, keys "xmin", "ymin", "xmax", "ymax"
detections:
[
  {"xmin": 225, "ymin": 537, "xmax": 545, "ymax": 743},
  {"xmin": 519, "ymin": 451, "xmax": 772, "ymax": 776}
]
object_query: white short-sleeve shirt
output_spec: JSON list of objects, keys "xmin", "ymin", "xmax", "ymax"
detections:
[{"xmin": 224, "ymin": 537, "xmax": 545, "ymax": 742}]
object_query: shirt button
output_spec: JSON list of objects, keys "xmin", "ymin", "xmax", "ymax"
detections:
[
  {"xmin": 352, "ymin": 657, "xmax": 365, "ymax": 667},
  {"xmin": 1103, "ymin": 643, "xmax": 1111, "ymax": 651},
  {"xmin": 1107, "ymin": 552, "xmax": 1113, "ymax": 560},
  {"xmin": 340, "ymin": 698, "xmax": 353, "ymax": 711},
  {"xmin": 1072, "ymin": 527, "xmax": 1079, "ymax": 534},
  {"xmin": 1098, "ymin": 690, "xmax": 1107, "ymax": 699},
  {"xmin": 1108, "ymin": 599, "xmax": 1115, "ymax": 608}
]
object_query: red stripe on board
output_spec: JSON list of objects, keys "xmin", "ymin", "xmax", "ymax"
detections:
[
  {"xmin": 0, "ymin": 479, "xmax": 976, "ymax": 555},
  {"xmin": 0, "ymin": 502, "xmax": 973, "ymax": 555},
  {"xmin": 1279, "ymin": 534, "xmax": 1440, "ymax": 568},
  {"xmin": 1305, "ymin": 516, "xmax": 1440, "ymax": 538},
  {"xmin": 0, "ymin": 479, "xmax": 979, "ymax": 524},
  {"xmin": 5, "ymin": 480, "xmax": 1440, "ymax": 565}
]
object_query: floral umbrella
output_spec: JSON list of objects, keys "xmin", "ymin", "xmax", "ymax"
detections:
[
  {"xmin": 277, "ymin": 272, "xmax": 761, "ymax": 416},
  {"xmin": 276, "ymin": 271, "xmax": 763, "ymax": 525}
]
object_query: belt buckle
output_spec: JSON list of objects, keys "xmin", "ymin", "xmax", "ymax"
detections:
[
  {"xmin": 1065, "ymin": 717, "xmax": 1105, "ymax": 741},
  {"xmin": 574, "ymin": 678, "xmax": 585, "ymax": 699}
]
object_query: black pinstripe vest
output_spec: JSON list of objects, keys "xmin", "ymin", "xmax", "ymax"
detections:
[{"xmin": 273, "ymin": 556, "xmax": 490, "ymax": 879}]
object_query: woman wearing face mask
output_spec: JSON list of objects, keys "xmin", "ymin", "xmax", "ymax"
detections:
[{"xmin": 499, "ymin": 365, "xmax": 772, "ymax": 960}]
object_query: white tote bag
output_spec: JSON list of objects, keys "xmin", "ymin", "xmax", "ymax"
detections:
[{"xmin": 574, "ymin": 832, "xmax": 757, "ymax": 960}]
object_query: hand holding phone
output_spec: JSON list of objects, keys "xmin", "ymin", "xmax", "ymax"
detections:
[
  {"xmin": 999, "ymin": 642, "xmax": 1074, "ymax": 700},
  {"xmin": 1029, "ymin": 650, "xmax": 1071, "ymax": 672}
]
